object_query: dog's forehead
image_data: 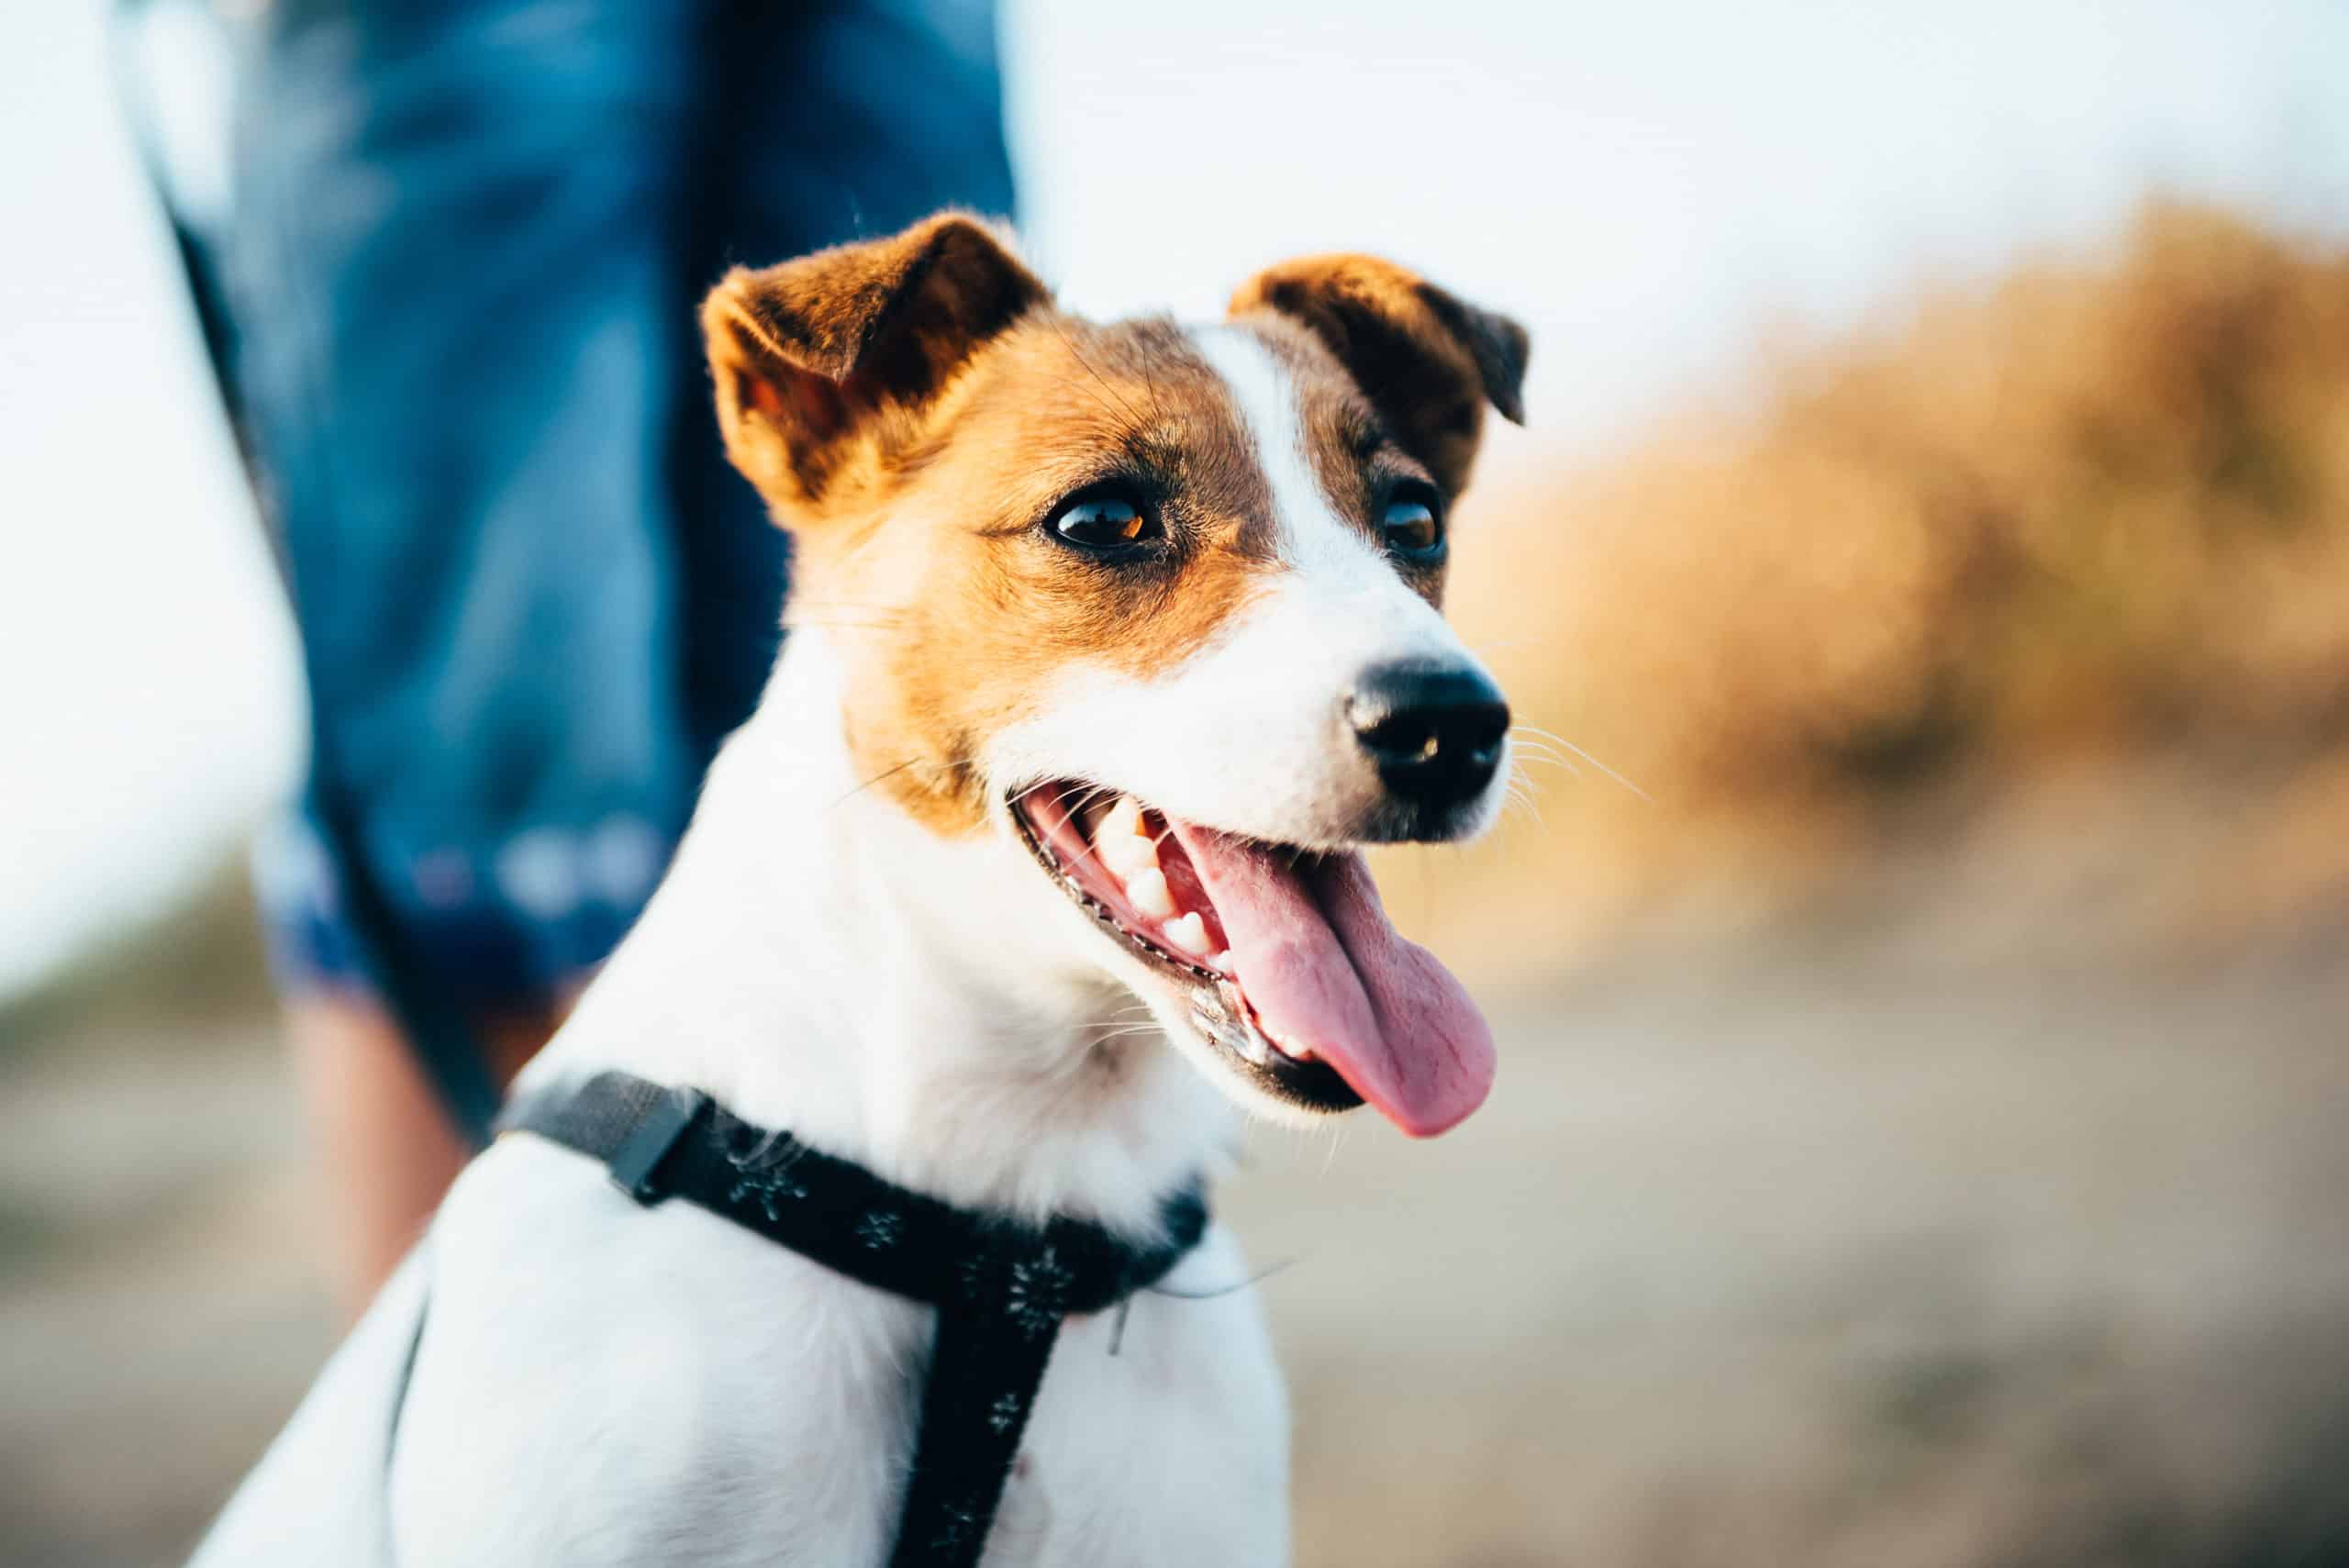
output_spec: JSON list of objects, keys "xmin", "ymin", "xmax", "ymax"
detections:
[
  {"xmin": 983, "ymin": 310, "xmax": 1365, "ymax": 426},
  {"xmin": 946, "ymin": 311, "xmax": 1384, "ymax": 545}
]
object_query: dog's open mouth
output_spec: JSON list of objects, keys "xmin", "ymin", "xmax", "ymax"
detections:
[{"xmin": 1010, "ymin": 783, "xmax": 1495, "ymax": 1137}]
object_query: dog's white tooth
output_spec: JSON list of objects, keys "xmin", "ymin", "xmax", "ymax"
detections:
[
  {"xmin": 1126, "ymin": 866, "xmax": 1176, "ymax": 918},
  {"xmin": 1208, "ymin": 950, "xmax": 1233, "ymax": 974},
  {"xmin": 1101, "ymin": 795, "xmax": 1145, "ymax": 841},
  {"xmin": 1267, "ymin": 1029, "xmax": 1317, "ymax": 1063},
  {"xmin": 1097, "ymin": 828, "xmax": 1157, "ymax": 878},
  {"xmin": 1163, "ymin": 911, "xmax": 1211, "ymax": 955}
]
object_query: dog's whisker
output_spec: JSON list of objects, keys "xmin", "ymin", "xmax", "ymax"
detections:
[
  {"xmin": 1508, "ymin": 750, "xmax": 1576, "ymax": 779},
  {"xmin": 1143, "ymin": 1253, "xmax": 1302, "ymax": 1303},
  {"xmin": 1137, "ymin": 336, "xmax": 1169, "ymax": 426},
  {"xmin": 785, "ymin": 618, "xmax": 905, "ymax": 635},
  {"xmin": 1509, "ymin": 725, "xmax": 1649, "ymax": 800},
  {"xmin": 1050, "ymin": 781, "xmax": 1112, "ymax": 813},
  {"xmin": 831, "ymin": 758, "xmax": 919, "ymax": 808},
  {"xmin": 1077, "ymin": 1025, "xmax": 1165, "ymax": 1044},
  {"xmin": 1075, "ymin": 1004, "xmax": 1159, "ymax": 1030},
  {"xmin": 1318, "ymin": 1119, "xmax": 1348, "ymax": 1177},
  {"xmin": 1050, "ymin": 319, "xmax": 1151, "ymax": 431},
  {"xmin": 785, "ymin": 608, "xmax": 907, "ymax": 622}
]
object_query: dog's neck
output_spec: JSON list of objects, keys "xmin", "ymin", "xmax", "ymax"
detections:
[{"xmin": 528, "ymin": 629, "xmax": 1235, "ymax": 1237}]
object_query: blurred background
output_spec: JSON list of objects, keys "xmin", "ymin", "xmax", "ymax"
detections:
[{"xmin": 6, "ymin": 2, "xmax": 2349, "ymax": 1564}]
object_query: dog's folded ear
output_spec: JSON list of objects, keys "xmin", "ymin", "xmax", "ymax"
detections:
[
  {"xmin": 1228, "ymin": 256, "xmax": 1528, "ymax": 495},
  {"xmin": 703, "ymin": 212, "xmax": 1048, "ymax": 514}
]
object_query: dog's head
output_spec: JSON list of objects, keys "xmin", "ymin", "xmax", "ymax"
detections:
[{"xmin": 704, "ymin": 212, "xmax": 1526, "ymax": 1137}]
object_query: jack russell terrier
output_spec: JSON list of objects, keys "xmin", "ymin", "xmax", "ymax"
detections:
[{"xmin": 191, "ymin": 211, "xmax": 1527, "ymax": 1568}]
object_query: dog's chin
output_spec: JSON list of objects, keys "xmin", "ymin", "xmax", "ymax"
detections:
[{"xmin": 1007, "ymin": 786, "xmax": 1363, "ymax": 1123}]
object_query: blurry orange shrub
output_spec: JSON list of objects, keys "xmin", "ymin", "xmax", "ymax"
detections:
[{"xmin": 1417, "ymin": 202, "xmax": 2349, "ymax": 970}]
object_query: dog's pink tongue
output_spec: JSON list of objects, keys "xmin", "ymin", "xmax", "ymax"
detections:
[{"xmin": 1167, "ymin": 826, "xmax": 1495, "ymax": 1137}]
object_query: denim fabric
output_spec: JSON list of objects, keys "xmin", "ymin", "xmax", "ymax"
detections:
[{"xmin": 225, "ymin": 0, "xmax": 1015, "ymax": 1007}]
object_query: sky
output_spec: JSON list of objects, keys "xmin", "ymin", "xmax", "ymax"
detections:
[{"xmin": 3, "ymin": 0, "xmax": 2348, "ymax": 997}]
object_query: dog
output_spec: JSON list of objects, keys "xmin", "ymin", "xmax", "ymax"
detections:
[{"xmin": 190, "ymin": 211, "xmax": 1526, "ymax": 1567}]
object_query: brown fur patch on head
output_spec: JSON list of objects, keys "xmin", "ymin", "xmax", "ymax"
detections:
[{"xmin": 1227, "ymin": 254, "xmax": 1529, "ymax": 496}]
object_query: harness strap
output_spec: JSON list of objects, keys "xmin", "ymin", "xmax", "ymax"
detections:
[{"xmin": 498, "ymin": 1072, "xmax": 1207, "ymax": 1568}]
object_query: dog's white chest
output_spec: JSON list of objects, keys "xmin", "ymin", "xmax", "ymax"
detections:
[{"xmin": 386, "ymin": 1142, "xmax": 1289, "ymax": 1567}]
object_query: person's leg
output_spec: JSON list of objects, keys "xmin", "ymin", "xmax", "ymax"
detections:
[
  {"xmin": 283, "ymin": 995, "xmax": 467, "ymax": 1307},
  {"xmin": 665, "ymin": 0, "xmax": 1019, "ymax": 764},
  {"xmin": 226, "ymin": 0, "xmax": 700, "ymax": 1315},
  {"xmin": 286, "ymin": 984, "xmax": 564, "ymax": 1309}
]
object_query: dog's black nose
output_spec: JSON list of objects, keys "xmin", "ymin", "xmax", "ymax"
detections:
[{"xmin": 1347, "ymin": 662, "xmax": 1511, "ymax": 811}]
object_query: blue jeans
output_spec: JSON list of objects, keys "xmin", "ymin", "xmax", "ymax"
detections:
[{"xmin": 222, "ymin": 0, "xmax": 1014, "ymax": 1092}]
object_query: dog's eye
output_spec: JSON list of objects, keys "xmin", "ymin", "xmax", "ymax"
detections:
[
  {"xmin": 1051, "ymin": 491, "xmax": 1161, "ymax": 553},
  {"xmin": 1379, "ymin": 488, "xmax": 1445, "ymax": 560}
]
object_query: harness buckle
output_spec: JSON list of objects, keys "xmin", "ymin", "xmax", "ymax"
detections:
[{"xmin": 607, "ymin": 1086, "xmax": 709, "ymax": 1205}]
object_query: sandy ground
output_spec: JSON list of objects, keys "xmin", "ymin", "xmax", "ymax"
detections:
[{"xmin": 4, "ymin": 937, "xmax": 2347, "ymax": 1567}]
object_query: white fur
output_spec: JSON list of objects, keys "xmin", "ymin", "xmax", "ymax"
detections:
[{"xmin": 192, "ymin": 328, "xmax": 1501, "ymax": 1567}]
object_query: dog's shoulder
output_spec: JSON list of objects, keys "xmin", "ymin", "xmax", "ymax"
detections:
[{"xmin": 388, "ymin": 1136, "xmax": 922, "ymax": 1565}]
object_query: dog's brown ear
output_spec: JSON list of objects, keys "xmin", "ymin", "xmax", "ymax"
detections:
[
  {"xmin": 1229, "ymin": 255, "xmax": 1528, "ymax": 494},
  {"xmin": 703, "ymin": 211, "xmax": 1047, "ymax": 514}
]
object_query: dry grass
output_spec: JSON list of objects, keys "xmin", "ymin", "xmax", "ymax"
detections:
[{"xmin": 1409, "ymin": 202, "xmax": 2349, "ymax": 975}]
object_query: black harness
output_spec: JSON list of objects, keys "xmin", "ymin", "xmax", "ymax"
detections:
[{"xmin": 496, "ymin": 1073, "xmax": 1208, "ymax": 1567}]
